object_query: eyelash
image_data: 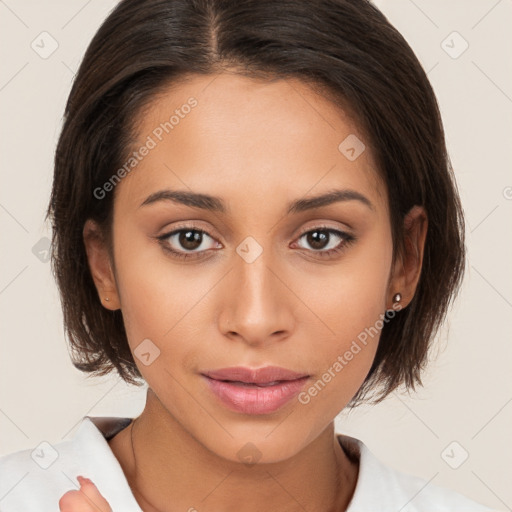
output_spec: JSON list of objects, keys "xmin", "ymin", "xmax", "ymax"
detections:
[{"xmin": 156, "ymin": 224, "xmax": 356, "ymax": 261}]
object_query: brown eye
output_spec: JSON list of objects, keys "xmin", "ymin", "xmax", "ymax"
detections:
[
  {"xmin": 178, "ymin": 229, "xmax": 203, "ymax": 251},
  {"xmin": 304, "ymin": 230, "xmax": 330, "ymax": 250},
  {"xmin": 295, "ymin": 227, "xmax": 356, "ymax": 258},
  {"xmin": 157, "ymin": 226, "xmax": 220, "ymax": 260}
]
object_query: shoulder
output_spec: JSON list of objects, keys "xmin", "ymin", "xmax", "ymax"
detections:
[
  {"xmin": 338, "ymin": 434, "xmax": 497, "ymax": 512},
  {"xmin": 0, "ymin": 416, "xmax": 140, "ymax": 512}
]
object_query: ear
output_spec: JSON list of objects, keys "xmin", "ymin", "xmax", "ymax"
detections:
[
  {"xmin": 387, "ymin": 205, "xmax": 428, "ymax": 309},
  {"xmin": 83, "ymin": 219, "xmax": 121, "ymax": 311}
]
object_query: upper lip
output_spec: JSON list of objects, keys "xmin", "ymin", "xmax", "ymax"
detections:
[{"xmin": 202, "ymin": 366, "xmax": 309, "ymax": 384}]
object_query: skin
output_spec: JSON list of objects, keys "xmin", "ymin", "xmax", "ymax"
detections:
[
  {"xmin": 59, "ymin": 477, "xmax": 111, "ymax": 512},
  {"xmin": 74, "ymin": 72, "xmax": 427, "ymax": 511}
]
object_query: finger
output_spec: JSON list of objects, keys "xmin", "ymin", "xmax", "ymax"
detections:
[
  {"xmin": 59, "ymin": 476, "xmax": 113, "ymax": 512},
  {"xmin": 59, "ymin": 489, "xmax": 95, "ymax": 512}
]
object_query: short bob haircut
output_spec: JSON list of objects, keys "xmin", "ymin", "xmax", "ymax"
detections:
[{"xmin": 46, "ymin": 0, "xmax": 465, "ymax": 406}]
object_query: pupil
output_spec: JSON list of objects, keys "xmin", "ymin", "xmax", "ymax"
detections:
[
  {"xmin": 308, "ymin": 230, "xmax": 328, "ymax": 250},
  {"xmin": 180, "ymin": 230, "xmax": 202, "ymax": 250}
]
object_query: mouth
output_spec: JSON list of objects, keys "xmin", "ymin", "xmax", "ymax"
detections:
[
  {"xmin": 212, "ymin": 380, "xmax": 290, "ymax": 387},
  {"xmin": 202, "ymin": 365, "xmax": 310, "ymax": 384},
  {"xmin": 201, "ymin": 366, "xmax": 310, "ymax": 415}
]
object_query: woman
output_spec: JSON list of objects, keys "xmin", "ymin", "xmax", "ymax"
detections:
[{"xmin": 0, "ymin": 0, "xmax": 496, "ymax": 510}]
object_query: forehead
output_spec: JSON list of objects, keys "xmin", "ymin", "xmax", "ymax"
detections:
[{"xmin": 115, "ymin": 72, "xmax": 386, "ymax": 215}]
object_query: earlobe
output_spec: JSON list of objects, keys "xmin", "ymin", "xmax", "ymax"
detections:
[
  {"xmin": 83, "ymin": 219, "xmax": 121, "ymax": 310},
  {"xmin": 388, "ymin": 205, "xmax": 428, "ymax": 309}
]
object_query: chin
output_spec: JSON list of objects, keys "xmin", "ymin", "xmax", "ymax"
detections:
[{"xmin": 193, "ymin": 422, "xmax": 313, "ymax": 466}]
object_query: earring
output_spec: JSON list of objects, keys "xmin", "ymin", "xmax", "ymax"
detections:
[
  {"xmin": 104, "ymin": 297, "xmax": 110, "ymax": 302},
  {"xmin": 393, "ymin": 292, "xmax": 402, "ymax": 304}
]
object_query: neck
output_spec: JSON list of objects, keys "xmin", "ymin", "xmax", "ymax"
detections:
[{"xmin": 109, "ymin": 389, "xmax": 358, "ymax": 512}]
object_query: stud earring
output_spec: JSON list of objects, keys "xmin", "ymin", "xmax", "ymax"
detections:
[
  {"xmin": 104, "ymin": 297, "xmax": 110, "ymax": 302},
  {"xmin": 393, "ymin": 292, "xmax": 402, "ymax": 304}
]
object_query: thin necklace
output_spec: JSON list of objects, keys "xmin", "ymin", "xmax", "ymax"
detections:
[{"xmin": 129, "ymin": 417, "xmax": 163, "ymax": 512}]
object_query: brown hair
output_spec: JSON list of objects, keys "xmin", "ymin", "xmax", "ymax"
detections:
[{"xmin": 46, "ymin": 0, "xmax": 465, "ymax": 406}]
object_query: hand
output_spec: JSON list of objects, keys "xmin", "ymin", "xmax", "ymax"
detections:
[{"xmin": 59, "ymin": 475, "xmax": 113, "ymax": 512}]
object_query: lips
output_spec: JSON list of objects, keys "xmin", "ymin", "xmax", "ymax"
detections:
[
  {"xmin": 202, "ymin": 366, "xmax": 309, "ymax": 385},
  {"xmin": 201, "ymin": 366, "xmax": 310, "ymax": 415},
  {"xmin": 224, "ymin": 380, "xmax": 282, "ymax": 387}
]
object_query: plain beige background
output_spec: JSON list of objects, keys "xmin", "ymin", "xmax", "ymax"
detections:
[{"xmin": 0, "ymin": 0, "xmax": 510, "ymax": 509}]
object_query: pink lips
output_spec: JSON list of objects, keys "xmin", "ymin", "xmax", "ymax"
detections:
[{"xmin": 201, "ymin": 366, "xmax": 310, "ymax": 415}]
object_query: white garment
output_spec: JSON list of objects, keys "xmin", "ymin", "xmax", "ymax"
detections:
[{"xmin": 0, "ymin": 416, "xmax": 496, "ymax": 511}]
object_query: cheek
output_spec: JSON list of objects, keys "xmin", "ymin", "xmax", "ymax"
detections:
[
  {"xmin": 303, "ymin": 228, "xmax": 392, "ymax": 340},
  {"xmin": 295, "ymin": 233, "xmax": 392, "ymax": 409},
  {"xmin": 112, "ymin": 231, "xmax": 219, "ymax": 378}
]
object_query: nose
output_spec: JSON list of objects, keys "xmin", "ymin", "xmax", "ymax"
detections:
[{"xmin": 217, "ymin": 243, "xmax": 296, "ymax": 347}]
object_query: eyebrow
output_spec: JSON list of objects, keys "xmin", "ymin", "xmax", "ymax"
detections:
[{"xmin": 139, "ymin": 188, "xmax": 375, "ymax": 214}]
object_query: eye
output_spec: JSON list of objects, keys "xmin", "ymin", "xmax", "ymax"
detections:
[
  {"xmin": 156, "ymin": 224, "xmax": 356, "ymax": 262},
  {"xmin": 157, "ymin": 226, "xmax": 221, "ymax": 260},
  {"xmin": 295, "ymin": 227, "xmax": 355, "ymax": 258}
]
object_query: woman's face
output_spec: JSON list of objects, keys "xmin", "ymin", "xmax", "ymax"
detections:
[{"xmin": 88, "ymin": 72, "xmax": 403, "ymax": 463}]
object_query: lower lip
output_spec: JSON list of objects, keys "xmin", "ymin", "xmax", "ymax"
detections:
[{"xmin": 202, "ymin": 375, "xmax": 310, "ymax": 415}]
